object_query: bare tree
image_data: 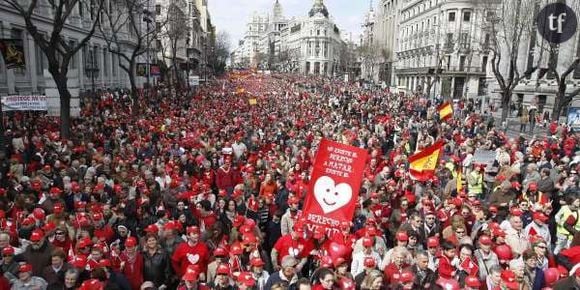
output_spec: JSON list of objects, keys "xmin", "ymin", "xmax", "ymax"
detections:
[
  {"xmin": 3, "ymin": 0, "xmax": 104, "ymax": 138},
  {"xmin": 359, "ymin": 43, "xmax": 380, "ymax": 81},
  {"xmin": 208, "ymin": 31, "xmax": 230, "ymax": 75},
  {"xmin": 157, "ymin": 0, "xmax": 189, "ymax": 89},
  {"xmin": 100, "ymin": 0, "xmax": 161, "ymax": 104},
  {"xmin": 484, "ymin": 0, "xmax": 541, "ymax": 121},
  {"xmin": 549, "ymin": 47, "xmax": 580, "ymax": 120}
]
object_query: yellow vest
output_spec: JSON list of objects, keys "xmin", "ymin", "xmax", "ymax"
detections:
[
  {"xmin": 556, "ymin": 206, "xmax": 580, "ymax": 240},
  {"xmin": 467, "ymin": 171, "xmax": 483, "ymax": 195}
]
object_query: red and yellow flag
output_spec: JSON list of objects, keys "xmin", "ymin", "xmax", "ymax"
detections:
[
  {"xmin": 438, "ymin": 102, "xmax": 453, "ymax": 121},
  {"xmin": 409, "ymin": 140, "xmax": 445, "ymax": 181}
]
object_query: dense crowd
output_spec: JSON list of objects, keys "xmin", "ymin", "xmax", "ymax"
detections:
[{"xmin": 0, "ymin": 71, "xmax": 578, "ymax": 290}]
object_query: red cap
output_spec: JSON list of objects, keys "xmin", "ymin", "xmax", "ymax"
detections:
[
  {"xmin": 125, "ymin": 237, "xmax": 137, "ymax": 248},
  {"xmin": 510, "ymin": 208, "xmax": 523, "ymax": 217},
  {"xmin": 364, "ymin": 257, "xmax": 376, "ymax": 268},
  {"xmin": 495, "ymin": 244, "xmax": 513, "ymax": 261},
  {"xmin": 427, "ymin": 237, "xmax": 439, "ymax": 248},
  {"xmin": 237, "ymin": 271, "xmax": 256, "ymax": 287},
  {"xmin": 54, "ymin": 203, "xmax": 64, "ymax": 214},
  {"xmin": 79, "ymin": 279, "xmax": 104, "ymax": 290},
  {"xmin": 19, "ymin": 263, "xmax": 33, "ymax": 272},
  {"xmin": 182, "ymin": 265, "xmax": 200, "ymax": 281},
  {"xmin": 49, "ymin": 187, "xmax": 62, "ymax": 195},
  {"xmin": 400, "ymin": 270, "xmax": 414, "ymax": 283},
  {"xmin": 479, "ymin": 235, "xmax": 493, "ymax": 246},
  {"xmin": 396, "ymin": 231, "xmax": 409, "ymax": 242},
  {"xmin": 186, "ymin": 226, "xmax": 200, "ymax": 235},
  {"xmin": 144, "ymin": 224, "xmax": 159, "ymax": 234},
  {"xmin": 511, "ymin": 182, "xmax": 521, "ymax": 190},
  {"xmin": 362, "ymin": 237, "xmax": 373, "ymax": 248},
  {"xmin": 30, "ymin": 229, "xmax": 44, "ymax": 242},
  {"xmin": 250, "ymin": 257, "xmax": 265, "ymax": 267},
  {"xmin": 71, "ymin": 256, "xmax": 87, "ymax": 268},
  {"xmin": 528, "ymin": 182, "xmax": 538, "ymax": 192},
  {"xmin": 214, "ymin": 247, "xmax": 228, "ymax": 257},
  {"xmin": 465, "ymin": 276, "xmax": 481, "ymax": 288},
  {"xmin": 22, "ymin": 217, "xmax": 35, "ymax": 227},
  {"xmin": 533, "ymin": 211, "xmax": 549, "ymax": 222},
  {"xmin": 92, "ymin": 213, "xmax": 103, "ymax": 221},
  {"xmin": 216, "ymin": 263, "xmax": 231, "ymax": 275},
  {"xmin": 32, "ymin": 208, "xmax": 45, "ymax": 220},
  {"xmin": 230, "ymin": 242, "xmax": 243, "ymax": 255},
  {"xmin": 2, "ymin": 247, "xmax": 14, "ymax": 256},
  {"xmin": 78, "ymin": 237, "xmax": 92, "ymax": 249}
]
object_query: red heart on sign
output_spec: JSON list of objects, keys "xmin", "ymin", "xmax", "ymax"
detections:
[{"xmin": 328, "ymin": 242, "xmax": 348, "ymax": 261}]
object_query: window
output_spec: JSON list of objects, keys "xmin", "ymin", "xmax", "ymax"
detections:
[
  {"xmin": 11, "ymin": 28, "xmax": 25, "ymax": 75},
  {"xmin": 155, "ymin": 4, "xmax": 161, "ymax": 15},
  {"xmin": 482, "ymin": 56, "xmax": 488, "ymax": 73},
  {"xmin": 69, "ymin": 40, "xmax": 77, "ymax": 69},
  {"xmin": 448, "ymin": 12, "xmax": 455, "ymax": 22},
  {"xmin": 445, "ymin": 33, "xmax": 454, "ymax": 49},
  {"xmin": 463, "ymin": 11, "xmax": 471, "ymax": 22},
  {"xmin": 459, "ymin": 55, "xmax": 466, "ymax": 71},
  {"xmin": 103, "ymin": 48, "xmax": 108, "ymax": 76}
]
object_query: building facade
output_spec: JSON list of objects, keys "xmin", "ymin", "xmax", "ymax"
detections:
[
  {"xmin": 233, "ymin": 0, "xmax": 345, "ymax": 76},
  {"xmin": 487, "ymin": 0, "xmax": 580, "ymax": 118},
  {"xmin": 394, "ymin": 0, "xmax": 490, "ymax": 99},
  {"xmin": 0, "ymin": 0, "xmax": 146, "ymax": 97}
]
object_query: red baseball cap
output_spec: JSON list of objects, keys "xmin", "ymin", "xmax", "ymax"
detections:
[
  {"xmin": 396, "ymin": 231, "xmax": 409, "ymax": 242},
  {"xmin": 19, "ymin": 263, "xmax": 33, "ymax": 273},
  {"xmin": 364, "ymin": 257, "xmax": 376, "ymax": 268},
  {"xmin": 479, "ymin": 235, "xmax": 493, "ymax": 246},
  {"xmin": 400, "ymin": 270, "xmax": 414, "ymax": 283},
  {"xmin": 182, "ymin": 265, "xmax": 200, "ymax": 281},
  {"xmin": 124, "ymin": 237, "xmax": 137, "ymax": 248},
  {"xmin": 465, "ymin": 276, "xmax": 481, "ymax": 288},
  {"xmin": 250, "ymin": 257, "xmax": 265, "ymax": 267},
  {"xmin": 214, "ymin": 247, "xmax": 228, "ymax": 257},
  {"xmin": 30, "ymin": 229, "xmax": 44, "ymax": 242},
  {"xmin": 2, "ymin": 247, "xmax": 14, "ymax": 256},
  {"xmin": 186, "ymin": 226, "xmax": 200, "ymax": 235},
  {"xmin": 362, "ymin": 237, "xmax": 374, "ymax": 248},
  {"xmin": 216, "ymin": 263, "xmax": 231, "ymax": 275},
  {"xmin": 427, "ymin": 237, "xmax": 439, "ymax": 248},
  {"xmin": 533, "ymin": 211, "xmax": 549, "ymax": 222}
]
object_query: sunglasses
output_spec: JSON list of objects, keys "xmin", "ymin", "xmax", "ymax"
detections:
[{"xmin": 55, "ymin": 232, "xmax": 65, "ymax": 236}]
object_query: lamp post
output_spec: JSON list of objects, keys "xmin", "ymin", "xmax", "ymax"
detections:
[{"xmin": 143, "ymin": 8, "xmax": 153, "ymax": 89}]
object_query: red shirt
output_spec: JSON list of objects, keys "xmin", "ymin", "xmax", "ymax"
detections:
[
  {"xmin": 383, "ymin": 262, "xmax": 408, "ymax": 285},
  {"xmin": 273, "ymin": 234, "xmax": 313, "ymax": 264},
  {"xmin": 171, "ymin": 241, "xmax": 210, "ymax": 276}
]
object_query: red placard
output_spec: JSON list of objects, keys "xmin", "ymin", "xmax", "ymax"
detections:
[{"xmin": 303, "ymin": 139, "xmax": 368, "ymax": 234}]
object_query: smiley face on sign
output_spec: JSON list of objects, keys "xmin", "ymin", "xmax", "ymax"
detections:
[{"xmin": 314, "ymin": 176, "xmax": 353, "ymax": 214}]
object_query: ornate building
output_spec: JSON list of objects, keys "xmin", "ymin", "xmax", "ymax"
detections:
[
  {"xmin": 278, "ymin": 0, "xmax": 345, "ymax": 76},
  {"xmin": 233, "ymin": 0, "xmax": 345, "ymax": 76},
  {"xmin": 394, "ymin": 0, "xmax": 490, "ymax": 99}
]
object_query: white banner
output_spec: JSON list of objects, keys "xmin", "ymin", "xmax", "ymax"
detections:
[{"xmin": 2, "ymin": 95, "xmax": 48, "ymax": 111}]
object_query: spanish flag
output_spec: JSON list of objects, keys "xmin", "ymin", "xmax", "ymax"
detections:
[
  {"xmin": 409, "ymin": 140, "xmax": 445, "ymax": 181},
  {"xmin": 438, "ymin": 102, "xmax": 453, "ymax": 121}
]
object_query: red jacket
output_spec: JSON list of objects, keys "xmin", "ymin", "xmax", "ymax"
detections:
[
  {"xmin": 120, "ymin": 252, "xmax": 144, "ymax": 290},
  {"xmin": 438, "ymin": 255, "xmax": 455, "ymax": 280},
  {"xmin": 383, "ymin": 262, "xmax": 408, "ymax": 285}
]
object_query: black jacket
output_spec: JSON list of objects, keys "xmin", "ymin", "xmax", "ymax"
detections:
[{"xmin": 142, "ymin": 249, "xmax": 170, "ymax": 287}]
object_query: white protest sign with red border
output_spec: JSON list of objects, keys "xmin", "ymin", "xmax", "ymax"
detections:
[{"xmin": 303, "ymin": 139, "xmax": 368, "ymax": 234}]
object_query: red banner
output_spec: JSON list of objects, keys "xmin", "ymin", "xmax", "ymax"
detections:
[{"xmin": 303, "ymin": 139, "xmax": 368, "ymax": 234}]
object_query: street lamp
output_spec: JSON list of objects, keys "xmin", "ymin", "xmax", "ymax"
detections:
[
  {"xmin": 143, "ymin": 9, "xmax": 153, "ymax": 89},
  {"xmin": 85, "ymin": 48, "xmax": 100, "ymax": 92}
]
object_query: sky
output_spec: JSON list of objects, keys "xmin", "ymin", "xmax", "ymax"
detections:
[{"xmin": 208, "ymin": 0, "xmax": 370, "ymax": 47}]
